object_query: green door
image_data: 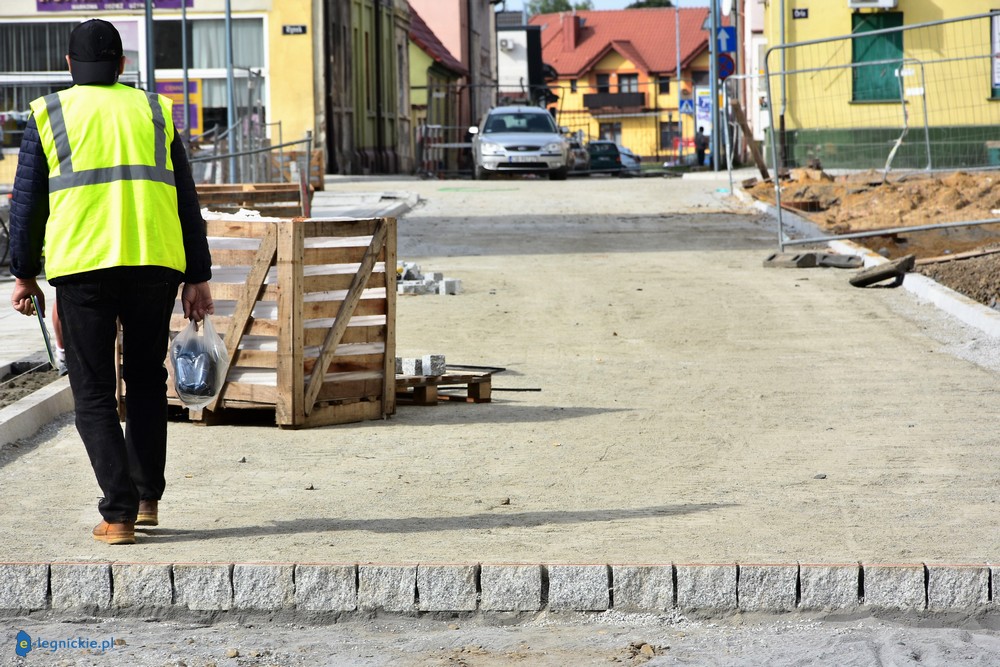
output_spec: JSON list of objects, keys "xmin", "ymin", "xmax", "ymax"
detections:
[{"xmin": 852, "ymin": 12, "xmax": 903, "ymax": 102}]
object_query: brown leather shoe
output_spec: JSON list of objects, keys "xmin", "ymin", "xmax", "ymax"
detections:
[
  {"xmin": 136, "ymin": 500, "xmax": 158, "ymax": 527},
  {"xmin": 92, "ymin": 520, "xmax": 135, "ymax": 545}
]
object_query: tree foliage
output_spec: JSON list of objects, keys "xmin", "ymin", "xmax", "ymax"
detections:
[
  {"xmin": 525, "ymin": 0, "xmax": 595, "ymax": 15},
  {"xmin": 625, "ymin": 0, "xmax": 674, "ymax": 7}
]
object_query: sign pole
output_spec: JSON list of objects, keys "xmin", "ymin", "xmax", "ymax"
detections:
[
  {"xmin": 709, "ymin": 0, "xmax": 719, "ymax": 171},
  {"xmin": 676, "ymin": 3, "xmax": 682, "ymax": 163}
]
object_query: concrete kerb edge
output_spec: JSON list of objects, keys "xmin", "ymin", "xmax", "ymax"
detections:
[
  {"xmin": 1, "ymin": 562, "xmax": 998, "ymax": 615},
  {"xmin": 0, "ymin": 376, "xmax": 73, "ymax": 451},
  {"xmin": 739, "ymin": 188, "xmax": 1000, "ymax": 339}
]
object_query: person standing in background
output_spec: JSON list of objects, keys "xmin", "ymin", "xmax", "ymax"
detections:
[{"xmin": 695, "ymin": 126, "xmax": 709, "ymax": 167}]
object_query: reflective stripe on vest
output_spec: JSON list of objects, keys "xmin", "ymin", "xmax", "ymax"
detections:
[{"xmin": 42, "ymin": 90, "xmax": 175, "ymax": 193}]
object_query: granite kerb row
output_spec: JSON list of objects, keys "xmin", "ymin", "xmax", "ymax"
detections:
[{"xmin": 0, "ymin": 561, "xmax": 995, "ymax": 614}]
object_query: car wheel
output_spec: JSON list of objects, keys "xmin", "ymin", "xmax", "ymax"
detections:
[
  {"xmin": 549, "ymin": 167, "xmax": 569, "ymax": 181},
  {"xmin": 474, "ymin": 164, "xmax": 489, "ymax": 181}
]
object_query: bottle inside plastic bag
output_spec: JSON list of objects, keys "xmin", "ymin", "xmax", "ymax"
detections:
[{"xmin": 170, "ymin": 315, "xmax": 230, "ymax": 410}]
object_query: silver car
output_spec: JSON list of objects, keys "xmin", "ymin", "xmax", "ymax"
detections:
[{"xmin": 470, "ymin": 106, "xmax": 570, "ymax": 180}]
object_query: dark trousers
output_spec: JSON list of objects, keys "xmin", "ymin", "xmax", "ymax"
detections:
[{"xmin": 56, "ymin": 280, "xmax": 178, "ymax": 523}]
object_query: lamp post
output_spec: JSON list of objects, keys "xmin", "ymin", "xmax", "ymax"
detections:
[
  {"xmin": 225, "ymin": 0, "xmax": 237, "ymax": 182},
  {"xmin": 144, "ymin": 0, "xmax": 155, "ymax": 91},
  {"xmin": 182, "ymin": 0, "xmax": 190, "ymax": 141}
]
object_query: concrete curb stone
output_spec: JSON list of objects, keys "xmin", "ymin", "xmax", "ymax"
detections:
[
  {"xmin": 676, "ymin": 564, "xmax": 737, "ymax": 611},
  {"xmin": 479, "ymin": 564, "xmax": 542, "ymax": 611},
  {"xmin": 799, "ymin": 564, "xmax": 860, "ymax": 610},
  {"xmin": 51, "ymin": 563, "xmax": 110, "ymax": 610},
  {"xmin": 233, "ymin": 564, "xmax": 294, "ymax": 610},
  {"xmin": 111, "ymin": 564, "xmax": 172, "ymax": 609},
  {"xmin": 173, "ymin": 564, "xmax": 234, "ymax": 611},
  {"xmin": 0, "ymin": 564, "xmax": 48, "ymax": 611},
  {"xmin": 548, "ymin": 565, "xmax": 610, "ymax": 611},
  {"xmin": 927, "ymin": 565, "xmax": 989, "ymax": 610},
  {"xmin": 1, "ymin": 562, "xmax": 998, "ymax": 615},
  {"xmin": 610, "ymin": 565, "xmax": 674, "ymax": 611},
  {"xmin": 863, "ymin": 564, "xmax": 926, "ymax": 610},
  {"xmin": 417, "ymin": 564, "xmax": 478, "ymax": 611},
  {"xmin": 738, "ymin": 564, "xmax": 798, "ymax": 612},
  {"xmin": 294, "ymin": 564, "xmax": 357, "ymax": 612},
  {"xmin": 358, "ymin": 565, "xmax": 417, "ymax": 612}
]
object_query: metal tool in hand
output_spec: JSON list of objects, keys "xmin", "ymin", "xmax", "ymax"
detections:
[{"xmin": 30, "ymin": 295, "xmax": 57, "ymax": 371}]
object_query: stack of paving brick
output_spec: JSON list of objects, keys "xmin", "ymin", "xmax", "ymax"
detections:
[
  {"xmin": 396, "ymin": 355, "xmax": 446, "ymax": 377},
  {"xmin": 0, "ymin": 562, "xmax": 994, "ymax": 614},
  {"xmin": 397, "ymin": 262, "xmax": 461, "ymax": 296}
]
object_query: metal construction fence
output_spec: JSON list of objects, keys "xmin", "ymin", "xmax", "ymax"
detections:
[
  {"xmin": 413, "ymin": 78, "xmax": 705, "ymax": 178},
  {"xmin": 762, "ymin": 11, "xmax": 1000, "ymax": 249}
]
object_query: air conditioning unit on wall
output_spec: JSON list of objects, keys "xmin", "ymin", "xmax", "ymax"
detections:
[
  {"xmin": 848, "ymin": 0, "xmax": 898, "ymax": 9},
  {"xmin": 499, "ymin": 38, "xmax": 514, "ymax": 51}
]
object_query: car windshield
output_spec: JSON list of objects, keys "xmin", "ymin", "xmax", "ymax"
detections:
[{"xmin": 484, "ymin": 113, "xmax": 556, "ymax": 134}]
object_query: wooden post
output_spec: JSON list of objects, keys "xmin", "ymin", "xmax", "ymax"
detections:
[
  {"xmin": 276, "ymin": 220, "xmax": 305, "ymax": 425},
  {"xmin": 730, "ymin": 97, "xmax": 769, "ymax": 181},
  {"xmin": 382, "ymin": 217, "xmax": 397, "ymax": 416}
]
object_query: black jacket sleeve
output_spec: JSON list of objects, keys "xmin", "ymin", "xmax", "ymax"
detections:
[
  {"xmin": 171, "ymin": 130, "xmax": 213, "ymax": 283},
  {"xmin": 9, "ymin": 114, "xmax": 49, "ymax": 280}
]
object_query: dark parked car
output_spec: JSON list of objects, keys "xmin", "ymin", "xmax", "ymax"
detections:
[
  {"xmin": 587, "ymin": 140, "xmax": 623, "ymax": 175},
  {"xmin": 587, "ymin": 141, "xmax": 642, "ymax": 176}
]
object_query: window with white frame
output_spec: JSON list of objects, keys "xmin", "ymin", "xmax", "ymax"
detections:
[
  {"xmin": 154, "ymin": 17, "xmax": 265, "ymax": 132},
  {"xmin": 618, "ymin": 73, "xmax": 638, "ymax": 93}
]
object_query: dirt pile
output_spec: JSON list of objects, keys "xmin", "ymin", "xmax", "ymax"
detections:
[
  {"xmin": 0, "ymin": 366, "xmax": 59, "ymax": 409},
  {"xmin": 746, "ymin": 169, "xmax": 1000, "ymax": 309}
]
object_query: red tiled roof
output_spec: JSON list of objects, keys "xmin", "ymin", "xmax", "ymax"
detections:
[
  {"xmin": 529, "ymin": 8, "xmax": 726, "ymax": 78},
  {"xmin": 409, "ymin": 6, "xmax": 468, "ymax": 77}
]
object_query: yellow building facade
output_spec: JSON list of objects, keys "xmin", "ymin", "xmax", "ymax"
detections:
[
  {"xmin": 760, "ymin": 1, "xmax": 1000, "ymax": 169},
  {"xmin": 0, "ymin": 0, "xmax": 317, "ymax": 184}
]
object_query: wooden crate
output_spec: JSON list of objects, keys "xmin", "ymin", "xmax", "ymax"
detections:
[
  {"xmin": 122, "ymin": 214, "xmax": 397, "ymax": 428},
  {"xmin": 196, "ymin": 183, "xmax": 309, "ymax": 218}
]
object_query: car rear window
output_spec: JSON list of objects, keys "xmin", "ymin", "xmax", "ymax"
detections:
[
  {"xmin": 589, "ymin": 143, "xmax": 617, "ymax": 154},
  {"xmin": 484, "ymin": 113, "xmax": 556, "ymax": 133}
]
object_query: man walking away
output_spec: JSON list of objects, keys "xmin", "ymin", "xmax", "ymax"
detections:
[{"xmin": 9, "ymin": 19, "xmax": 214, "ymax": 545}]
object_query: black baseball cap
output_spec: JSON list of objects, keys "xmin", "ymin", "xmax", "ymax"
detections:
[{"xmin": 68, "ymin": 19, "xmax": 123, "ymax": 85}]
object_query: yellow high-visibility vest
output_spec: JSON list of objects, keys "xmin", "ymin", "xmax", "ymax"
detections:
[{"xmin": 29, "ymin": 83, "xmax": 186, "ymax": 281}]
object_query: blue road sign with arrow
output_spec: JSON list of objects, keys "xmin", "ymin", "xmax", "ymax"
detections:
[{"xmin": 716, "ymin": 27, "xmax": 736, "ymax": 54}]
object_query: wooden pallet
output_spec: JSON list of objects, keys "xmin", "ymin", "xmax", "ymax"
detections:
[{"xmin": 395, "ymin": 372, "xmax": 492, "ymax": 405}]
